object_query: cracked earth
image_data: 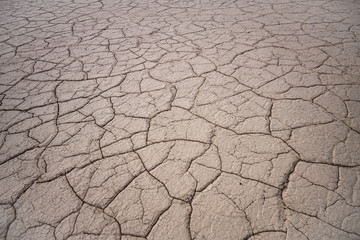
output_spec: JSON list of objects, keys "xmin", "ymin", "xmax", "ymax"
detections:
[{"xmin": 0, "ymin": 0, "xmax": 359, "ymax": 239}]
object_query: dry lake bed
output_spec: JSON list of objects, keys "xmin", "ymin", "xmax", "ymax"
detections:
[{"xmin": 0, "ymin": 0, "xmax": 359, "ymax": 239}]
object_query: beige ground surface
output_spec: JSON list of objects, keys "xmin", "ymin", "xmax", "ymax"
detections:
[{"xmin": 0, "ymin": 0, "xmax": 360, "ymax": 239}]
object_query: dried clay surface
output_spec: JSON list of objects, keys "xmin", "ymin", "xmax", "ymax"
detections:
[{"xmin": 0, "ymin": 0, "xmax": 360, "ymax": 239}]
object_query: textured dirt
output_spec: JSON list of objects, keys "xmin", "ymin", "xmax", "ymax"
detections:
[{"xmin": 0, "ymin": 0, "xmax": 360, "ymax": 239}]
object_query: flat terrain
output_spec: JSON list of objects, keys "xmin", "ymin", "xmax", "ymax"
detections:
[{"xmin": 0, "ymin": 0, "xmax": 359, "ymax": 239}]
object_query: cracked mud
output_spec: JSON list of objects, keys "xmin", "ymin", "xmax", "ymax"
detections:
[{"xmin": 0, "ymin": 0, "xmax": 360, "ymax": 239}]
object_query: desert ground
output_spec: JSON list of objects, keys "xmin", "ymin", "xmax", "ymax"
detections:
[{"xmin": 0, "ymin": 0, "xmax": 359, "ymax": 239}]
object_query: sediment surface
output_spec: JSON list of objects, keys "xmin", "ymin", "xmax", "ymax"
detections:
[{"xmin": 0, "ymin": 0, "xmax": 359, "ymax": 239}]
